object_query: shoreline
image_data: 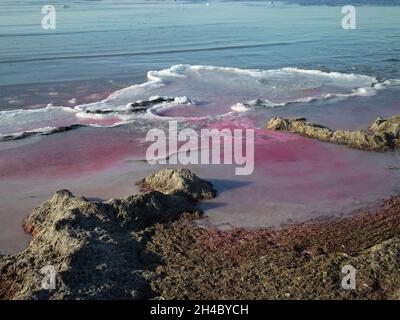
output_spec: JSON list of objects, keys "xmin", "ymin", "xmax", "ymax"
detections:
[
  {"xmin": 149, "ymin": 195, "xmax": 400, "ymax": 299},
  {"xmin": 2, "ymin": 111, "xmax": 400, "ymax": 254},
  {"xmin": 1, "ymin": 168, "xmax": 399, "ymax": 300}
]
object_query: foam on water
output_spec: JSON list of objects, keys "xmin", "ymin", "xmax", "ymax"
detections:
[{"xmin": 0, "ymin": 64, "xmax": 392, "ymax": 140}]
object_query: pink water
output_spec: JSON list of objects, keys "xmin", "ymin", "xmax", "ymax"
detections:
[
  {"xmin": 2, "ymin": 86, "xmax": 400, "ymax": 254},
  {"xmin": 1, "ymin": 113, "xmax": 400, "ymax": 254}
]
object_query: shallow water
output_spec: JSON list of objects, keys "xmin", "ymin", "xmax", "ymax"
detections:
[
  {"xmin": 0, "ymin": 1, "xmax": 400, "ymax": 253},
  {"xmin": 2, "ymin": 110, "xmax": 400, "ymax": 253}
]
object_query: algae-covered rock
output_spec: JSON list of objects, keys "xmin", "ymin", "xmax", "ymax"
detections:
[
  {"xmin": 331, "ymin": 129, "xmax": 393, "ymax": 151},
  {"xmin": 369, "ymin": 116, "xmax": 400, "ymax": 135},
  {"xmin": 137, "ymin": 168, "xmax": 216, "ymax": 201},
  {"xmin": 266, "ymin": 117, "xmax": 333, "ymax": 140},
  {"xmin": 0, "ymin": 169, "xmax": 207, "ymax": 300},
  {"xmin": 369, "ymin": 116, "xmax": 400, "ymax": 149},
  {"xmin": 266, "ymin": 117, "xmax": 396, "ymax": 151},
  {"xmin": 1, "ymin": 190, "xmax": 146, "ymax": 300},
  {"xmin": 109, "ymin": 191, "xmax": 193, "ymax": 229}
]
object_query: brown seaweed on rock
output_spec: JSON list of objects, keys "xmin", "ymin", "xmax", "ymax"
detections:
[
  {"xmin": 0, "ymin": 169, "xmax": 214, "ymax": 300},
  {"xmin": 148, "ymin": 197, "xmax": 400, "ymax": 300},
  {"xmin": 137, "ymin": 168, "xmax": 217, "ymax": 201},
  {"xmin": 266, "ymin": 116, "xmax": 400, "ymax": 151}
]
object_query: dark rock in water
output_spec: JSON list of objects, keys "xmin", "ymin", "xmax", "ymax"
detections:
[
  {"xmin": 266, "ymin": 116, "xmax": 400, "ymax": 151},
  {"xmin": 137, "ymin": 168, "xmax": 217, "ymax": 201},
  {"xmin": 85, "ymin": 109, "xmax": 114, "ymax": 114},
  {"xmin": 84, "ymin": 97, "xmax": 177, "ymax": 115},
  {"xmin": 125, "ymin": 97, "xmax": 174, "ymax": 113},
  {"xmin": 0, "ymin": 169, "xmax": 208, "ymax": 300},
  {"xmin": 0, "ymin": 124, "xmax": 84, "ymax": 142}
]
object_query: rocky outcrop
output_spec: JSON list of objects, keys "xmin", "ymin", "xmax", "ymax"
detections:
[
  {"xmin": 0, "ymin": 169, "xmax": 213, "ymax": 300},
  {"xmin": 266, "ymin": 116, "xmax": 400, "ymax": 151},
  {"xmin": 137, "ymin": 168, "xmax": 216, "ymax": 201},
  {"xmin": 369, "ymin": 116, "xmax": 400, "ymax": 137}
]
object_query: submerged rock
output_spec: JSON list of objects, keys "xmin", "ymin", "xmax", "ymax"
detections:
[
  {"xmin": 0, "ymin": 169, "xmax": 207, "ymax": 300},
  {"xmin": 85, "ymin": 97, "xmax": 175, "ymax": 114},
  {"xmin": 266, "ymin": 116, "xmax": 399, "ymax": 151},
  {"xmin": 0, "ymin": 124, "xmax": 84, "ymax": 142},
  {"xmin": 84, "ymin": 96, "xmax": 193, "ymax": 115},
  {"xmin": 137, "ymin": 168, "xmax": 217, "ymax": 201}
]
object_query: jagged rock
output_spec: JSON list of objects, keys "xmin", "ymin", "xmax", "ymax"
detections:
[
  {"xmin": 137, "ymin": 168, "xmax": 216, "ymax": 201},
  {"xmin": 0, "ymin": 169, "xmax": 210, "ymax": 300},
  {"xmin": 266, "ymin": 117, "xmax": 396, "ymax": 151},
  {"xmin": 370, "ymin": 116, "xmax": 400, "ymax": 137},
  {"xmin": 108, "ymin": 191, "xmax": 193, "ymax": 229}
]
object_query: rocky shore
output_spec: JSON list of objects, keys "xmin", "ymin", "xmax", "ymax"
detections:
[
  {"xmin": 149, "ymin": 197, "xmax": 400, "ymax": 299},
  {"xmin": 266, "ymin": 116, "xmax": 400, "ymax": 151},
  {"xmin": 1, "ymin": 168, "xmax": 400, "ymax": 300},
  {"xmin": 0, "ymin": 168, "xmax": 215, "ymax": 300}
]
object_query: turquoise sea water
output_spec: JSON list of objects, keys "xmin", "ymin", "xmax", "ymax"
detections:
[{"xmin": 1, "ymin": 1, "xmax": 399, "ymax": 90}]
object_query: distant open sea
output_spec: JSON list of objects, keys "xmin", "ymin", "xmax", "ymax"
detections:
[{"xmin": 1, "ymin": 0, "xmax": 400, "ymax": 109}]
